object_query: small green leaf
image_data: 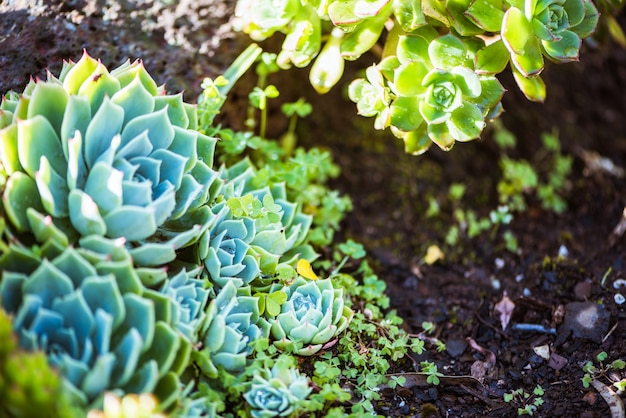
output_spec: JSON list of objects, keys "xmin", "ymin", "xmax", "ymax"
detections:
[
  {"xmin": 512, "ymin": 66, "xmax": 546, "ymax": 102},
  {"xmin": 475, "ymin": 40, "xmax": 510, "ymax": 74},
  {"xmin": 448, "ymin": 103, "xmax": 485, "ymax": 141},
  {"xmin": 266, "ymin": 291, "xmax": 288, "ymax": 316},
  {"xmin": 542, "ymin": 30, "xmax": 581, "ymax": 62},
  {"xmin": 393, "ymin": 0, "xmax": 426, "ymax": 31},
  {"xmin": 68, "ymin": 188, "xmax": 107, "ymax": 236},
  {"xmin": 428, "ymin": 34, "xmax": 468, "ymax": 70},
  {"xmin": 465, "ymin": 0, "xmax": 505, "ymax": 31},
  {"xmin": 502, "ymin": 7, "xmax": 533, "ymax": 55},
  {"xmin": 17, "ymin": 115, "xmax": 66, "ymax": 178},
  {"xmin": 393, "ymin": 61, "xmax": 430, "ymax": 96},
  {"xmin": 390, "ymin": 96, "xmax": 424, "ymax": 131},
  {"xmin": 402, "ymin": 128, "xmax": 432, "ymax": 155},
  {"xmin": 28, "ymin": 81, "xmax": 69, "ymax": 136},
  {"xmin": 3, "ymin": 172, "xmax": 45, "ymax": 231}
]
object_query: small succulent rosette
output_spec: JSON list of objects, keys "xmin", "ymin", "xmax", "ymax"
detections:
[
  {"xmin": 194, "ymin": 281, "xmax": 270, "ymax": 378},
  {"xmin": 0, "ymin": 244, "xmax": 190, "ymax": 411},
  {"xmin": 270, "ymin": 277, "xmax": 354, "ymax": 356},
  {"xmin": 349, "ymin": 29, "xmax": 504, "ymax": 154},
  {"xmin": 0, "ymin": 51, "xmax": 220, "ymax": 266},
  {"xmin": 243, "ymin": 356, "xmax": 311, "ymax": 418},
  {"xmin": 198, "ymin": 158, "xmax": 315, "ymax": 291}
]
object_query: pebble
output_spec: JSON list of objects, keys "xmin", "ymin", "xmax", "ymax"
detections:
[
  {"xmin": 548, "ymin": 353, "xmax": 568, "ymax": 370},
  {"xmin": 445, "ymin": 339, "xmax": 467, "ymax": 358},
  {"xmin": 556, "ymin": 302, "xmax": 610, "ymax": 345},
  {"xmin": 574, "ymin": 281, "xmax": 592, "ymax": 300}
]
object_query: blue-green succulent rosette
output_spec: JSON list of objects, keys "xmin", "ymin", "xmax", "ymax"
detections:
[
  {"xmin": 193, "ymin": 281, "xmax": 270, "ymax": 378},
  {"xmin": 0, "ymin": 243, "xmax": 190, "ymax": 411},
  {"xmin": 243, "ymin": 357, "xmax": 311, "ymax": 418},
  {"xmin": 269, "ymin": 277, "xmax": 354, "ymax": 356},
  {"xmin": 0, "ymin": 51, "xmax": 220, "ymax": 267},
  {"xmin": 197, "ymin": 158, "xmax": 316, "ymax": 292}
]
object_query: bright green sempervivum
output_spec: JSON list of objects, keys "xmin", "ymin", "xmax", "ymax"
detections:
[
  {"xmin": 350, "ymin": 30, "xmax": 505, "ymax": 154},
  {"xmin": 0, "ymin": 308, "xmax": 81, "ymax": 418},
  {"xmin": 270, "ymin": 276, "xmax": 354, "ymax": 356},
  {"xmin": 243, "ymin": 355, "xmax": 311, "ymax": 418},
  {"xmin": 87, "ymin": 392, "xmax": 167, "ymax": 418},
  {"xmin": 197, "ymin": 158, "xmax": 316, "ymax": 291},
  {"xmin": 0, "ymin": 51, "xmax": 219, "ymax": 266},
  {"xmin": 502, "ymin": 0, "xmax": 599, "ymax": 99},
  {"xmin": 0, "ymin": 243, "xmax": 190, "ymax": 411},
  {"xmin": 194, "ymin": 281, "xmax": 271, "ymax": 378}
]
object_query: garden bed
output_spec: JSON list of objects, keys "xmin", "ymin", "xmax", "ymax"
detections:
[{"xmin": 1, "ymin": 1, "xmax": 625, "ymax": 417}]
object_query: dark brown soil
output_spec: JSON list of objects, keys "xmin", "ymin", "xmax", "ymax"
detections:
[{"xmin": 1, "ymin": 2, "xmax": 625, "ymax": 417}]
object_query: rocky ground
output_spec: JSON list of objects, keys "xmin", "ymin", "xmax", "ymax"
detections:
[{"xmin": 1, "ymin": 1, "xmax": 625, "ymax": 417}]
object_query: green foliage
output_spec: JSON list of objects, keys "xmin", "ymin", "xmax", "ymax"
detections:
[
  {"xmin": 428, "ymin": 122, "xmax": 572, "ymax": 254},
  {"xmin": 503, "ymin": 385, "xmax": 545, "ymax": 416},
  {"xmin": 581, "ymin": 351, "xmax": 626, "ymax": 391},
  {"xmin": 0, "ymin": 45, "xmax": 449, "ymax": 418},
  {"xmin": 233, "ymin": 0, "xmax": 601, "ymax": 154}
]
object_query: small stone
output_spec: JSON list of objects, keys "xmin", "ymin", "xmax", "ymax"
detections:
[
  {"xmin": 556, "ymin": 302, "xmax": 611, "ymax": 345},
  {"xmin": 574, "ymin": 281, "xmax": 592, "ymax": 300},
  {"xmin": 533, "ymin": 344, "xmax": 550, "ymax": 360},
  {"xmin": 614, "ymin": 293, "xmax": 625, "ymax": 305},
  {"xmin": 445, "ymin": 339, "xmax": 467, "ymax": 358},
  {"xmin": 613, "ymin": 279, "xmax": 626, "ymax": 289},
  {"xmin": 548, "ymin": 353, "xmax": 568, "ymax": 370}
]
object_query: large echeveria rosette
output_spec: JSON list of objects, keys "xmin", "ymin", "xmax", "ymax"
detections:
[
  {"xmin": 0, "ymin": 243, "xmax": 190, "ymax": 411},
  {"xmin": 270, "ymin": 277, "xmax": 354, "ymax": 356},
  {"xmin": 198, "ymin": 158, "xmax": 316, "ymax": 291},
  {"xmin": 0, "ymin": 51, "xmax": 220, "ymax": 266}
]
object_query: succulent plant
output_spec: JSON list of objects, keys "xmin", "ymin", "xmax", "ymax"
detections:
[
  {"xmin": 243, "ymin": 356, "xmax": 311, "ymax": 418},
  {"xmin": 87, "ymin": 392, "xmax": 167, "ymax": 418},
  {"xmin": 197, "ymin": 158, "xmax": 315, "ymax": 291},
  {"xmin": 0, "ymin": 308, "xmax": 82, "ymax": 418},
  {"xmin": 501, "ymin": 0, "xmax": 599, "ymax": 100},
  {"xmin": 194, "ymin": 281, "xmax": 270, "ymax": 378},
  {"xmin": 0, "ymin": 244, "xmax": 190, "ymax": 410},
  {"xmin": 0, "ymin": 51, "xmax": 220, "ymax": 266},
  {"xmin": 270, "ymin": 277, "xmax": 354, "ymax": 356},
  {"xmin": 158, "ymin": 267, "xmax": 210, "ymax": 342},
  {"xmin": 350, "ymin": 30, "xmax": 505, "ymax": 153}
]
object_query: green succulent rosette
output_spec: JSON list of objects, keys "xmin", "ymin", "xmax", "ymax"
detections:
[
  {"xmin": 243, "ymin": 356, "xmax": 311, "ymax": 418},
  {"xmin": 350, "ymin": 30, "xmax": 505, "ymax": 154},
  {"xmin": 0, "ymin": 243, "xmax": 190, "ymax": 411},
  {"xmin": 270, "ymin": 277, "xmax": 354, "ymax": 356},
  {"xmin": 0, "ymin": 51, "xmax": 219, "ymax": 266},
  {"xmin": 501, "ymin": 0, "xmax": 599, "ymax": 99},
  {"xmin": 193, "ymin": 281, "xmax": 270, "ymax": 378}
]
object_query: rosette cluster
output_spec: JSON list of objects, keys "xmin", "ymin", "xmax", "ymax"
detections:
[
  {"xmin": 0, "ymin": 244, "xmax": 189, "ymax": 410},
  {"xmin": 0, "ymin": 51, "xmax": 219, "ymax": 265}
]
